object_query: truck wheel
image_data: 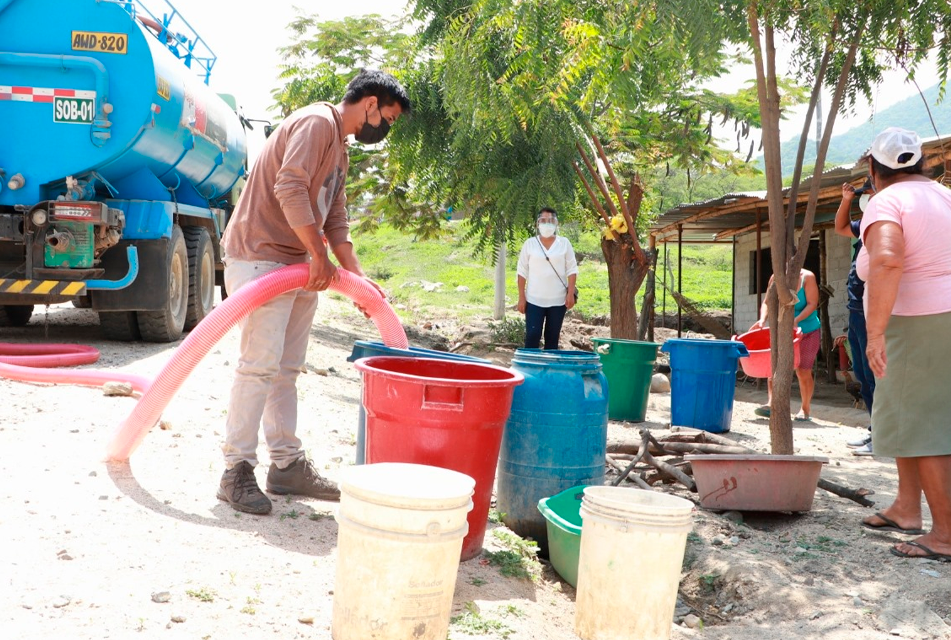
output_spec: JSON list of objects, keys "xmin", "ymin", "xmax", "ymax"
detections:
[
  {"xmin": 98, "ymin": 311, "xmax": 141, "ymax": 341},
  {"xmin": 183, "ymin": 226, "xmax": 214, "ymax": 331},
  {"xmin": 138, "ymin": 225, "xmax": 188, "ymax": 342},
  {"xmin": 0, "ymin": 305, "xmax": 34, "ymax": 326}
]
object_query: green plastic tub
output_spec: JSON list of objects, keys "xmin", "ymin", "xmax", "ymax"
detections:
[
  {"xmin": 537, "ymin": 485, "xmax": 586, "ymax": 588},
  {"xmin": 591, "ymin": 338, "xmax": 660, "ymax": 422}
]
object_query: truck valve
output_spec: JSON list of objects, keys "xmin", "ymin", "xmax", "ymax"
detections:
[
  {"xmin": 46, "ymin": 229, "xmax": 73, "ymax": 252},
  {"xmin": 7, "ymin": 173, "xmax": 25, "ymax": 190}
]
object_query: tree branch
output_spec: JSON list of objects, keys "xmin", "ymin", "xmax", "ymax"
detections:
[
  {"xmin": 576, "ymin": 141, "xmax": 623, "ymax": 223},
  {"xmin": 572, "ymin": 161, "xmax": 614, "ymax": 229},
  {"xmin": 793, "ymin": 24, "xmax": 866, "ymax": 272},
  {"xmin": 590, "ymin": 133, "xmax": 641, "ymax": 263}
]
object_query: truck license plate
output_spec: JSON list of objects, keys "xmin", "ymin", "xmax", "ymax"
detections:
[
  {"xmin": 54, "ymin": 97, "xmax": 95, "ymax": 124},
  {"xmin": 71, "ymin": 31, "xmax": 128, "ymax": 54}
]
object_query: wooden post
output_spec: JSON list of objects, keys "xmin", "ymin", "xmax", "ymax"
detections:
[
  {"xmin": 493, "ymin": 241, "xmax": 507, "ymax": 321},
  {"xmin": 818, "ymin": 231, "xmax": 836, "ymax": 383},
  {"xmin": 677, "ymin": 225, "xmax": 683, "ymax": 338},
  {"xmin": 661, "ymin": 244, "xmax": 668, "ymax": 328},
  {"xmin": 756, "ymin": 210, "xmax": 763, "ymax": 312},
  {"xmin": 637, "ymin": 236, "xmax": 657, "ymax": 341}
]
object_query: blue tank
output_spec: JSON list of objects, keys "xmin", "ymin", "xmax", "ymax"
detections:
[
  {"xmin": 0, "ymin": 0, "xmax": 246, "ymax": 209},
  {"xmin": 497, "ymin": 349, "xmax": 608, "ymax": 555}
]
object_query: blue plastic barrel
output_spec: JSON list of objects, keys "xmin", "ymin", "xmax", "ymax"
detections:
[
  {"xmin": 661, "ymin": 339, "xmax": 749, "ymax": 433},
  {"xmin": 346, "ymin": 341, "xmax": 489, "ymax": 464},
  {"xmin": 497, "ymin": 349, "xmax": 608, "ymax": 554}
]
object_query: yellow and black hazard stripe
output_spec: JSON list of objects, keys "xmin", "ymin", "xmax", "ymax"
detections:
[{"xmin": 0, "ymin": 279, "xmax": 86, "ymax": 296}]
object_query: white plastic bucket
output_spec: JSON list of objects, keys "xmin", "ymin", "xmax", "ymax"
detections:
[
  {"xmin": 331, "ymin": 463, "xmax": 475, "ymax": 640},
  {"xmin": 575, "ymin": 486, "xmax": 695, "ymax": 640}
]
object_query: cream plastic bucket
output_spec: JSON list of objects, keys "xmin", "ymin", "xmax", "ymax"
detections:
[
  {"xmin": 332, "ymin": 463, "xmax": 474, "ymax": 640},
  {"xmin": 575, "ymin": 486, "xmax": 695, "ymax": 640}
]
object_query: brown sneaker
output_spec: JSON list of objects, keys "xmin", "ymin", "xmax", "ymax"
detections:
[
  {"xmin": 266, "ymin": 456, "xmax": 341, "ymax": 502},
  {"xmin": 217, "ymin": 461, "xmax": 272, "ymax": 515}
]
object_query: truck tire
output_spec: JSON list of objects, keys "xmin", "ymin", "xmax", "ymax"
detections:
[
  {"xmin": 0, "ymin": 305, "xmax": 34, "ymax": 326},
  {"xmin": 138, "ymin": 225, "xmax": 188, "ymax": 342},
  {"xmin": 183, "ymin": 226, "xmax": 214, "ymax": 331},
  {"xmin": 98, "ymin": 311, "xmax": 141, "ymax": 341}
]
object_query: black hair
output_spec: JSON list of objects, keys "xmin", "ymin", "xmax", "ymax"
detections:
[
  {"xmin": 536, "ymin": 207, "xmax": 558, "ymax": 222},
  {"xmin": 343, "ymin": 69, "xmax": 412, "ymax": 115},
  {"xmin": 869, "ymin": 155, "xmax": 924, "ymax": 180}
]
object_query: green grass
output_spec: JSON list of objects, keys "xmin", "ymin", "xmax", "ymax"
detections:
[
  {"xmin": 449, "ymin": 602, "xmax": 514, "ymax": 639},
  {"xmin": 482, "ymin": 529, "xmax": 541, "ymax": 581},
  {"xmin": 185, "ymin": 587, "xmax": 216, "ymax": 603},
  {"xmin": 348, "ymin": 222, "xmax": 732, "ymax": 325}
]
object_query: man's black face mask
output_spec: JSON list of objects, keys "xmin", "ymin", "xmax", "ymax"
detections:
[{"xmin": 355, "ymin": 106, "xmax": 390, "ymax": 144}]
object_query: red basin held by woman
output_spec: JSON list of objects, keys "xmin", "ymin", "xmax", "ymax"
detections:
[{"xmin": 732, "ymin": 327, "xmax": 803, "ymax": 378}]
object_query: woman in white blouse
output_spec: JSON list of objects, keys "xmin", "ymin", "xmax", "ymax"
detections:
[{"xmin": 516, "ymin": 208, "xmax": 578, "ymax": 349}]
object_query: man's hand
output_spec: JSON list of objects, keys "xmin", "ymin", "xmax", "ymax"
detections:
[
  {"xmin": 517, "ymin": 296, "xmax": 527, "ymax": 314},
  {"xmin": 305, "ymin": 252, "xmax": 338, "ymax": 291},
  {"xmin": 750, "ymin": 319, "xmax": 765, "ymax": 331},
  {"xmin": 353, "ymin": 276, "xmax": 386, "ymax": 318},
  {"xmin": 842, "ymin": 182, "xmax": 855, "ymax": 199},
  {"xmin": 565, "ymin": 291, "xmax": 576, "ymax": 310}
]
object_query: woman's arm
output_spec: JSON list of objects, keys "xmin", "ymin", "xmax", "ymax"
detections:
[
  {"xmin": 864, "ymin": 220, "xmax": 905, "ymax": 378},
  {"xmin": 750, "ymin": 275, "xmax": 775, "ymax": 329},
  {"xmin": 794, "ymin": 271, "xmax": 819, "ymax": 325},
  {"xmin": 516, "ymin": 242, "xmax": 530, "ymax": 314},
  {"xmin": 834, "ymin": 183, "xmax": 856, "ymax": 238}
]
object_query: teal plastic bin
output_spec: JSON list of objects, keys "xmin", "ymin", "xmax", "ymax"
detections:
[{"xmin": 537, "ymin": 485, "xmax": 586, "ymax": 588}]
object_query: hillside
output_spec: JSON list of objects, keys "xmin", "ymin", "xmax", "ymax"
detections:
[{"xmin": 765, "ymin": 82, "xmax": 951, "ymax": 172}]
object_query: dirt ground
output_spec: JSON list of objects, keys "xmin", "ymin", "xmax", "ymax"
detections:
[{"xmin": 1, "ymin": 296, "xmax": 949, "ymax": 640}]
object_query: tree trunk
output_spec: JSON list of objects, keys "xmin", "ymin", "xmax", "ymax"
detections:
[
  {"xmin": 603, "ymin": 237, "xmax": 647, "ymax": 339},
  {"xmin": 769, "ymin": 290, "xmax": 796, "ymax": 455}
]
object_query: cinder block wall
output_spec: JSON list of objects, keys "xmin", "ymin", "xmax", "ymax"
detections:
[{"xmin": 733, "ymin": 232, "xmax": 853, "ymax": 336}]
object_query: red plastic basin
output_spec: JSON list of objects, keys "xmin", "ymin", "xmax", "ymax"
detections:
[
  {"xmin": 685, "ymin": 454, "xmax": 828, "ymax": 512},
  {"xmin": 353, "ymin": 356, "xmax": 524, "ymax": 561},
  {"xmin": 733, "ymin": 328, "xmax": 802, "ymax": 378}
]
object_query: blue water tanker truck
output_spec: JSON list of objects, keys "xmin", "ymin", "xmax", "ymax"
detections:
[{"xmin": 0, "ymin": 0, "xmax": 247, "ymax": 341}]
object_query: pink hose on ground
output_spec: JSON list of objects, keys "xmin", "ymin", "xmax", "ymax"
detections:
[
  {"xmin": 0, "ymin": 343, "xmax": 152, "ymax": 392},
  {"xmin": 103, "ymin": 264, "xmax": 408, "ymax": 461}
]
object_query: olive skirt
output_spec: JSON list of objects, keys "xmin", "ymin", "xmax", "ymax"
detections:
[{"xmin": 872, "ymin": 311, "xmax": 951, "ymax": 457}]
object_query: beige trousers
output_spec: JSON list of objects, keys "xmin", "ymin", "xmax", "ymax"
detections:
[{"xmin": 222, "ymin": 259, "xmax": 319, "ymax": 469}]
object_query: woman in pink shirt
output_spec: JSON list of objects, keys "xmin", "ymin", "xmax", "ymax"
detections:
[{"xmin": 856, "ymin": 128, "xmax": 951, "ymax": 562}]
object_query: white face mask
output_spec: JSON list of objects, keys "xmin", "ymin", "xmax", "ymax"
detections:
[{"xmin": 538, "ymin": 223, "xmax": 557, "ymax": 238}]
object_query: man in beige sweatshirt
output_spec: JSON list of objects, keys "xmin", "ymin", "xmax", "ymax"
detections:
[{"xmin": 217, "ymin": 70, "xmax": 411, "ymax": 515}]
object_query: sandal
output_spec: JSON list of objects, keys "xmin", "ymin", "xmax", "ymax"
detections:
[{"xmin": 754, "ymin": 406, "xmax": 770, "ymax": 417}]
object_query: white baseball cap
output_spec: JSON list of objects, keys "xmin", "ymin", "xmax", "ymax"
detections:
[{"xmin": 869, "ymin": 127, "xmax": 922, "ymax": 170}]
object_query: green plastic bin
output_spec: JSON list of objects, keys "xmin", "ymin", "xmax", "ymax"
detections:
[
  {"xmin": 537, "ymin": 485, "xmax": 586, "ymax": 588},
  {"xmin": 591, "ymin": 338, "xmax": 660, "ymax": 422}
]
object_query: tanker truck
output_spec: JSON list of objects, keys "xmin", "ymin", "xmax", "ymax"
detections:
[{"xmin": 0, "ymin": 0, "xmax": 248, "ymax": 341}]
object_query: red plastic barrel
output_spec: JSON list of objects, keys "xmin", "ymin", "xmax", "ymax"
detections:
[
  {"xmin": 733, "ymin": 328, "xmax": 803, "ymax": 378},
  {"xmin": 353, "ymin": 356, "xmax": 524, "ymax": 560}
]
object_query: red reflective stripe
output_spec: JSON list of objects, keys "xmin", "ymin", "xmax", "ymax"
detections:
[
  {"xmin": 11, "ymin": 86, "xmax": 31, "ymax": 94},
  {"xmin": 53, "ymin": 89, "xmax": 76, "ymax": 97},
  {"xmin": 33, "ymin": 95, "xmax": 53, "ymax": 103}
]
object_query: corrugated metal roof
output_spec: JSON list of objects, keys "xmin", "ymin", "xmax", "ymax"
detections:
[{"xmin": 647, "ymin": 142, "xmax": 951, "ymax": 243}]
